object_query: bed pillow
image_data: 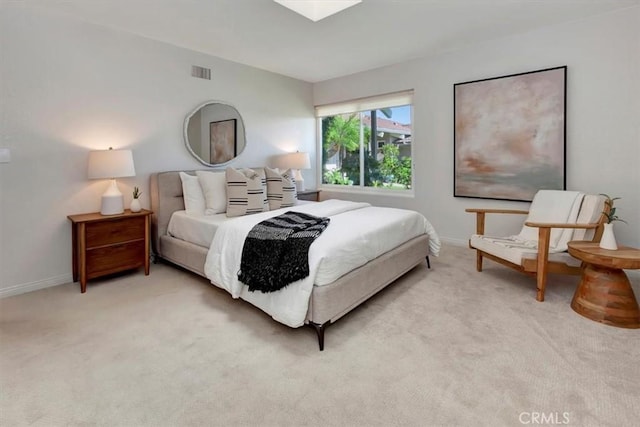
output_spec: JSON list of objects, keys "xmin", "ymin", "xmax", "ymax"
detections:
[
  {"xmin": 265, "ymin": 167, "xmax": 297, "ymax": 210},
  {"xmin": 179, "ymin": 172, "xmax": 206, "ymax": 216},
  {"xmin": 225, "ymin": 167, "xmax": 268, "ymax": 217},
  {"xmin": 196, "ymin": 170, "xmax": 227, "ymax": 215}
]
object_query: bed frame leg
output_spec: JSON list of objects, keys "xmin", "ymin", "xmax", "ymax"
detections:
[
  {"xmin": 309, "ymin": 322, "xmax": 328, "ymax": 351},
  {"xmin": 426, "ymin": 256, "xmax": 431, "ymax": 269}
]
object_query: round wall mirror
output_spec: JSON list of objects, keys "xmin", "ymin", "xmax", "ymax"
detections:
[{"xmin": 184, "ymin": 101, "xmax": 246, "ymax": 166}]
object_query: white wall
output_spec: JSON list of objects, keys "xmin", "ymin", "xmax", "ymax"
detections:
[
  {"xmin": 314, "ymin": 6, "xmax": 640, "ymax": 248},
  {"xmin": 0, "ymin": 5, "xmax": 315, "ymax": 295},
  {"xmin": 2, "ymin": 5, "xmax": 638, "ymax": 297}
]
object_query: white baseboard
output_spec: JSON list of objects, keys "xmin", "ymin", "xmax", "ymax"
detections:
[
  {"xmin": 439, "ymin": 236, "xmax": 468, "ymax": 247},
  {"xmin": 0, "ymin": 273, "xmax": 73, "ymax": 299}
]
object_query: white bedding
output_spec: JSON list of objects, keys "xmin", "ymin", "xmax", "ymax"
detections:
[
  {"xmin": 167, "ymin": 201, "xmax": 315, "ymax": 248},
  {"xmin": 167, "ymin": 211, "xmax": 228, "ymax": 248},
  {"xmin": 203, "ymin": 199, "xmax": 441, "ymax": 328}
]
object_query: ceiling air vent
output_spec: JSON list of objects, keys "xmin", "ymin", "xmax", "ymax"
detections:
[{"xmin": 191, "ymin": 65, "xmax": 211, "ymax": 80}]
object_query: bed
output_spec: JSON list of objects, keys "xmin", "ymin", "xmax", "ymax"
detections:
[{"xmin": 150, "ymin": 170, "xmax": 440, "ymax": 350}]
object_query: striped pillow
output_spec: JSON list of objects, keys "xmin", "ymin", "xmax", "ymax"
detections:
[
  {"xmin": 265, "ymin": 167, "xmax": 297, "ymax": 210},
  {"xmin": 225, "ymin": 167, "xmax": 268, "ymax": 217}
]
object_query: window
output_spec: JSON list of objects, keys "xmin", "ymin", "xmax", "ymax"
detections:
[{"xmin": 316, "ymin": 91, "xmax": 413, "ymax": 192}]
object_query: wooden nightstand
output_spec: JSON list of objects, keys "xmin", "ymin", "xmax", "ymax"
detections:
[
  {"xmin": 68, "ymin": 209, "xmax": 152, "ymax": 293},
  {"xmin": 297, "ymin": 189, "xmax": 321, "ymax": 202}
]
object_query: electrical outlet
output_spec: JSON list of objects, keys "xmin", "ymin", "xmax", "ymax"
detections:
[{"xmin": 0, "ymin": 148, "xmax": 10, "ymax": 163}]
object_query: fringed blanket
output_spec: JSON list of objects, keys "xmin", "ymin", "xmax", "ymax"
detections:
[{"xmin": 238, "ymin": 211, "xmax": 330, "ymax": 293}]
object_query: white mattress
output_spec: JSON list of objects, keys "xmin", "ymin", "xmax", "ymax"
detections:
[
  {"xmin": 167, "ymin": 201, "xmax": 315, "ymax": 248},
  {"xmin": 167, "ymin": 211, "xmax": 229, "ymax": 248}
]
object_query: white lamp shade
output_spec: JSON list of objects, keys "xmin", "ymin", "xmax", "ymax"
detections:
[
  {"xmin": 275, "ymin": 151, "xmax": 311, "ymax": 191},
  {"xmin": 276, "ymin": 152, "xmax": 311, "ymax": 170},
  {"xmin": 87, "ymin": 149, "xmax": 136, "ymax": 179}
]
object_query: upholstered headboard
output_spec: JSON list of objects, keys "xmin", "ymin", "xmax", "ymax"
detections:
[
  {"xmin": 149, "ymin": 171, "xmax": 193, "ymax": 257},
  {"xmin": 149, "ymin": 168, "xmax": 269, "ymax": 257}
]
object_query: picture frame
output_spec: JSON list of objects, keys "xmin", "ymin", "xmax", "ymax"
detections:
[
  {"xmin": 209, "ymin": 119, "xmax": 237, "ymax": 164},
  {"xmin": 454, "ymin": 66, "xmax": 567, "ymax": 202}
]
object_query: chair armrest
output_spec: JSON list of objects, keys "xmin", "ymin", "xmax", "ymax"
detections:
[
  {"xmin": 524, "ymin": 222, "xmax": 600, "ymax": 229},
  {"xmin": 465, "ymin": 208, "xmax": 529, "ymax": 214},
  {"xmin": 466, "ymin": 208, "xmax": 529, "ymax": 235}
]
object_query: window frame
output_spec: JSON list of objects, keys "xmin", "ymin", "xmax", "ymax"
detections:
[{"xmin": 315, "ymin": 91, "xmax": 415, "ymax": 196}]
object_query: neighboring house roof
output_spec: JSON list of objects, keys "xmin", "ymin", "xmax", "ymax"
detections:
[{"xmin": 362, "ymin": 115, "xmax": 411, "ymax": 135}]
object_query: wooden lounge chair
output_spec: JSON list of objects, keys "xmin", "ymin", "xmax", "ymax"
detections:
[{"xmin": 466, "ymin": 191, "xmax": 609, "ymax": 301}]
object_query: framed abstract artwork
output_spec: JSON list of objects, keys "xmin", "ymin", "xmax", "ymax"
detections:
[
  {"xmin": 454, "ymin": 66, "xmax": 567, "ymax": 202},
  {"xmin": 209, "ymin": 119, "xmax": 237, "ymax": 164}
]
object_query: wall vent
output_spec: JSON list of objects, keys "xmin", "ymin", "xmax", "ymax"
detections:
[{"xmin": 191, "ymin": 65, "xmax": 211, "ymax": 80}]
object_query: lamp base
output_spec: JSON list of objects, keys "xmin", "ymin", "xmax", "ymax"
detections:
[
  {"xmin": 101, "ymin": 194, "xmax": 124, "ymax": 215},
  {"xmin": 293, "ymin": 169, "xmax": 305, "ymax": 192},
  {"xmin": 100, "ymin": 179, "xmax": 125, "ymax": 215}
]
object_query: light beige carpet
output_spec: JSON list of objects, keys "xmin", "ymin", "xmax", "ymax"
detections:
[{"xmin": 1, "ymin": 244, "xmax": 639, "ymax": 427}]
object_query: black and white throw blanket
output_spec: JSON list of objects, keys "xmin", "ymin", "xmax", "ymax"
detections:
[{"xmin": 238, "ymin": 211, "xmax": 330, "ymax": 293}]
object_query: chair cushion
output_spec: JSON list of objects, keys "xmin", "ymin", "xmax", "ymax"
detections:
[
  {"xmin": 573, "ymin": 194, "xmax": 607, "ymax": 241},
  {"xmin": 517, "ymin": 190, "xmax": 584, "ymax": 251},
  {"xmin": 470, "ymin": 234, "xmax": 571, "ymax": 266},
  {"xmin": 470, "ymin": 234, "xmax": 539, "ymax": 265}
]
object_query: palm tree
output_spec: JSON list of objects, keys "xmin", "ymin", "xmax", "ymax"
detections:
[
  {"xmin": 324, "ymin": 108, "xmax": 393, "ymax": 158},
  {"xmin": 323, "ymin": 114, "xmax": 360, "ymax": 160},
  {"xmin": 323, "ymin": 108, "xmax": 395, "ymax": 185}
]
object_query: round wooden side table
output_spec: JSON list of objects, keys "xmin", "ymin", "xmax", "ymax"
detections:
[{"xmin": 568, "ymin": 241, "xmax": 640, "ymax": 329}]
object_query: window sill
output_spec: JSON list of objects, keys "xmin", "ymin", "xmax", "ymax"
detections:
[{"xmin": 319, "ymin": 185, "xmax": 414, "ymax": 198}]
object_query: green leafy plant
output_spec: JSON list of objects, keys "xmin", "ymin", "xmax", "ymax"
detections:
[
  {"xmin": 323, "ymin": 169, "xmax": 351, "ymax": 185},
  {"xmin": 600, "ymin": 193, "xmax": 627, "ymax": 224},
  {"xmin": 379, "ymin": 144, "xmax": 412, "ymax": 189},
  {"xmin": 323, "ymin": 114, "xmax": 360, "ymax": 159},
  {"xmin": 133, "ymin": 186, "xmax": 142, "ymax": 199}
]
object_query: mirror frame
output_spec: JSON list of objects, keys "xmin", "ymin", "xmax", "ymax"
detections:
[{"xmin": 183, "ymin": 100, "xmax": 246, "ymax": 167}]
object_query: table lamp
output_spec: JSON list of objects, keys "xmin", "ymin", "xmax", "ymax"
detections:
[
  {"xmin": 88, "ymin": 147, "xmax": 136, "ymax": 215},
  {"xmin": 277, "ymin": 152, "xmax": 311, "ymax": 191}
]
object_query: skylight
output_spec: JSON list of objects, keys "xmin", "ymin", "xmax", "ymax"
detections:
[{"xmin": 273, "ymin": 0, "xmax": 362, "ymax": 22}]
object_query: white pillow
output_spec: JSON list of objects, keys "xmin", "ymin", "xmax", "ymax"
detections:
[
  {"xmin": 225, "ymin": 167, "xmax": 268, "ymax": 217},
  {"xmin": 196, "ymin": 170, "xmax": 227, "ymax": 215},
  {"xmin": 179, "ymin": 172, "xmax": 206, "ymax": 216},
  {"xmin": 265, "ymin": 167, "xmax": 297, "ymax": 210}
]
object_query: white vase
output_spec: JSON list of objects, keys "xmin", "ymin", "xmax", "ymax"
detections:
[
  {"xmin": 130, "ymin": 198, "xmax": 141, "ymax": 213},
  {"xmin": 599, "ymin": 223, "xmax": 617, "ymax": 250}
]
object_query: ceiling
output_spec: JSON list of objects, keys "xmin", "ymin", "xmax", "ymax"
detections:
[{"xmin": 24, "ymin": 0, "xmax": 640, "ymax": 82}]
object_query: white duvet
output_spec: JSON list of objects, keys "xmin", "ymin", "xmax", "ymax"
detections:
[{"xmin": 204, "ymin": 199, "xmax": 440, "ymax": 327}]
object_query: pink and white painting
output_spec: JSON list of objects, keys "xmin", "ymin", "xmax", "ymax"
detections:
[
  {"xmin": 210, "ymin": 119, "xmax": 237, "ymax": 164},
  {"xmin": 454, "ymin": 66, "xmax": 566, "ymax": 201}
]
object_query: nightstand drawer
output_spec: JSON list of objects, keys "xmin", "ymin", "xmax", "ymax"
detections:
[
  {"xmin": 297, "ymin": 190, "xmax": 320, "ymax": 202},
  {"xmin": 86, "ymin": 216, "xmax": 145, "ymax": 247},
  {"xmin": 86, "ymin": 240, "xmax": 145, "ymax": 278}
]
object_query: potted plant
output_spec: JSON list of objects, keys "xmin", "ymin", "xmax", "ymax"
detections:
[
  {"xmin": 130, "ymin": 187, "xmax": 142, "ymax": 213},
  {"xmin": 599, "ymin": 194, "xmax": 626, "ymax": 250}
]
